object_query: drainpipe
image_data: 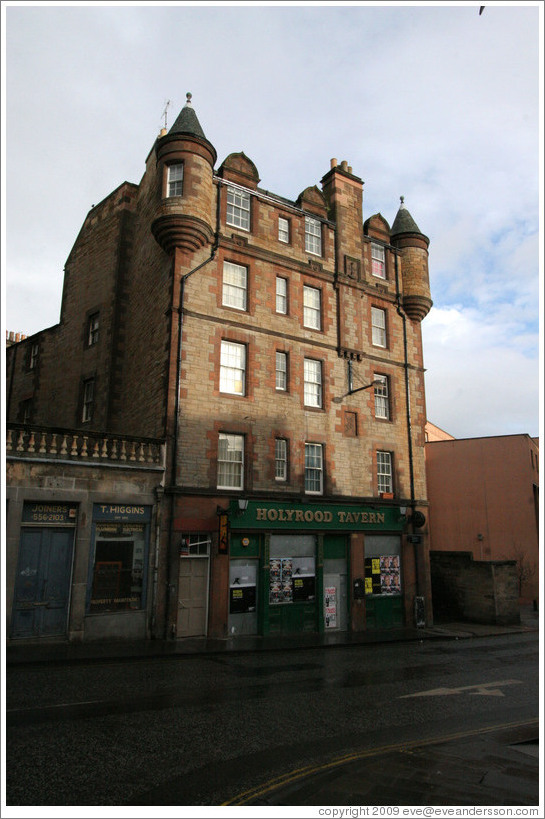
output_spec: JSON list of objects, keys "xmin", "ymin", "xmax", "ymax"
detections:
[
  {"xmin": 165, "ymin": 187, "xmax": 221, "ymax": 639},
  {"xmin": 393, "ymin": 250, "xmax": 419, "ymax": 596}
]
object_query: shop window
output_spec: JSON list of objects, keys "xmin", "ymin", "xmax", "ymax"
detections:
[
  {"xmin": 223, "ymin": 261, "xmax": 248, "ymax": 311},
  {"xmin": 89, "ymin": 522, "xmax": 147, "ymax": 612},
  {"xmin": 226, "ymin": 186, "xmax": 250, "ymax": 231}
]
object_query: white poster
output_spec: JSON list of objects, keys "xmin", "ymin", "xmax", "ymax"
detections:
[{"xmin": 325, "ymin": 585, "xmax": 337, "ymax": 629}]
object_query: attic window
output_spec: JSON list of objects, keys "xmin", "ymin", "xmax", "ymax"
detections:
[
  {"xmin": 226, "ymin": 186, "xmax": 250, "ymax": 231},
  {"xmin": 371, "ymin": 243, "xmax": 385, "ymax": 279},
  {"xmin": 305, "ymin": 216, "xmax": 322, "ymax": 256}
]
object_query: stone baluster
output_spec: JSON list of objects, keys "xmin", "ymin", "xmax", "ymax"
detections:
[
  {"xmin": 120, "ymin": 440, "xmax": 127, "ymax": 461},
  {"xmin": 60, "ymin": 434, "xmax": 68, "ymax": 455},
  {"xmin": 28, "ymin": 432, "xmax": 36, "ymax": 453},
  {"xmin": 71, "ymin": 435, "xmax": 79, "ymax": 456},
  {"xmin": 92, "ymin": 440, "xmax": 100, "ymax": 458},
  {"xmin": 129, "ymin": 442, "xmax": 137, "ymax": 461},
  {"xmin": 6, "ymin": 429, "xmax": 13, "ymax": 452},
  {"xmin": 39, "ymin": 432, "xmax": 47, "ymax": 454},
  {"xmin": 50, "ymin": 434, "xmax": 58, "ymax": 455},
  {"xmin": 17, "ymin": 430, "xmax": 25, "ymax": 452},
  {"xmin": 101, "ymin": 438, "xmax": 108, "ymax": 458},
  {"xmin": 138, "ymin": 443, "xmax": 145, "ymax": 462},
  {"xmin": 111, "ymin": 440, "xmax": 118, "ymax": 460},
  {"xmin": 81, "ymin": 436, "xmax": 88, "ymax": 457}
]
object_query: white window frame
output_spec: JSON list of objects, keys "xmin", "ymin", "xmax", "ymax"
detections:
[
  {"xmin": 371, "ymin": 307, "xmax": 387, "ymax": 348},
  {"xmin": 278, "ymin": 216, "xmax": 289, "ymax": 243},
  {"xmin": 305, "ymin": 216, "xmax": 322, "ymax": 256},
  {"xmin": 377, "ymin": 451, "xmax": 393, "ymax": 494},
  {"xmin": 220, "ymin": 341, "xmax": 246, "ymax": 395},
  {"xmin": 179, "ymin": 533, "xmax": 211, "ymax": 557},
  {"xmin": 374, "ymin": 374, "xmax": 389, "ymax": 420},
  {"xmin": 226, "ymin": 186, "xmax": 251, "ymax": 231},
  {"xmin": 222, "ymin": 261, "xmax": 248, "ymax": 311},
  {"xmin": 371, "ymin": 243, "xmax": 386, "ymax": 279},
  {"xmin": 303, "ymin": 285, "xmax": 321, "ymax": 330},
  {"xmin": 82, "ymin": 378, "xmax": 95, "ymax": 423},
  {"xmin": 276, "ymin": 351, "xmax": 287, "ymax": 391},
  {"xmin": 275, "ymin": 438, "xmax": 288, "ymax": 481},
  {"xmin": 276, "ymin": 276, "xmax": 287, "ymax": 314},
  {"xmin": 167, "ymin": 163, "xmax": 184, "ymax": 197},
  {"xmin": 305, "ymin": 442, "xmax": 323, "ymax": 495},
  {"xmin": 88, "ymin": 313, "xmax": 99, "ymax": 346},
  {"xmin": 217, "ymin": 433, "xmax": 244, "ymax": 490},
  {"xmin": 304, "ymin": 358, "xmax": 322, "ymax": 408}
]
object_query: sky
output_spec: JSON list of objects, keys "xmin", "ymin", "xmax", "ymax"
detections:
[{"xmin": 2, "ymin": 1, "xmax": 542, "ymax": 440}]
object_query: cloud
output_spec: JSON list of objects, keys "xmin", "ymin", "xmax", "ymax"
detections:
[{"xmin": 422, "ymin": 305, "xmax": 539, "ymax": 438}]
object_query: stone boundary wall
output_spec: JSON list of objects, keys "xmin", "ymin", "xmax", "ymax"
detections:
[{"xmin": 430, "ymin": 550, "xmax": 520, "ymax": 625}]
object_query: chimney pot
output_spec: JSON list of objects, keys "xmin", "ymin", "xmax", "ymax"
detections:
[
  {"xmin": 330, "ymin": 158, "xmax": 338, "ymax": 168},
  {"xmin": 341, "ymin": 160, "xmax": 348, "ymax": 171}
]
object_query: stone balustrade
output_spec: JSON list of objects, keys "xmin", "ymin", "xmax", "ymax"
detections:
[{"xmin": 6, "ymin": 424, "xmax": 165, "ymax": 468}]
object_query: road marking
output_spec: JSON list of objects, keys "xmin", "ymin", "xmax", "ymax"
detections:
[
  {"xmin": 222, "ymin": 718, "xmax": 537, "ymax": 806},
  {"xmin": 399, "ymin": 679, "xmax": 523, "ymax": 698}
]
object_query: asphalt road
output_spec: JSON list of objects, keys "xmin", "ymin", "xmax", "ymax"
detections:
[{"xmin": 5, "ymin": 632, "xmax": 540, "ymax": 809}]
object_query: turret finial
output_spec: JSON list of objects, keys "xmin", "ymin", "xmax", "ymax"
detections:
[
  {"xmin": 400, "ymin": 195, "xmax": 405, "ymax": 205},
  {"xmin": 185, "ymin": 92, "xmax": 192, "ymax": 106}
]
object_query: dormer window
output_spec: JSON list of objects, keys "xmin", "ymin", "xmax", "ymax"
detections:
[
  {"xmin": 167, "ymin": 163, "xmax": 184, "ymax": 197},
  {"xmin": 371, "ymin": 243, "xmax": 386, "ymax": 279},
  {"xmin": 226, "ymin": 186, "xmax": 250, "ymax": 231},
  {"xmin": 305, "ymin": 216, "xmax": 322, "ymax": 256}
]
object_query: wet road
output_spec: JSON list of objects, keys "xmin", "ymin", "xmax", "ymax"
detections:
[{"xmin": 5, "ymin": 632, "xmax": 539, "ymax": 807}]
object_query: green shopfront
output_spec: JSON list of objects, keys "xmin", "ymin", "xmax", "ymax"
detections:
[{"xmin": 227, "ymin": 500, "xmax": 413, "ymax": 636}]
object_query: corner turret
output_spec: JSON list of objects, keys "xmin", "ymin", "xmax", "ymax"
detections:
[
  {"xmin": 390, "ymin": 197, "xmax": 432, "ymax": 322},
  {"xmin": 151, "ymin": 93, "xmax": 217, "ymax": 254}
]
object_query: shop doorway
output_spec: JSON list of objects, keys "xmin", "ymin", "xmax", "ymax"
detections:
[
  {"xmin": 229, "ymin": 560, "xmax": 258, "ymax": 635},
  {"xmin": 11, "ymin": 527, "xmax": 75, "ymax": 638},
  {"xmin": 177, "ymin": 534, "xmax": 211, "ymax": 637},
  {"xmin": 323, "ymin": 571, "xmax": 348, "ymax": 631}
]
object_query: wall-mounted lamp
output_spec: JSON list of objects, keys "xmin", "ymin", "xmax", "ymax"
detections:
[
  {"xmin": 238, "ymin": 498, "xmax": 249, "ymax": 512},
  {"xmin": 477, "ymin": 533, "xmax": 484, "ymax": 541}
]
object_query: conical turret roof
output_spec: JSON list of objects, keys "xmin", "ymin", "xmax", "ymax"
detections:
[
  {"xmin": 168, "ymin": 92, "xmax": 207, "ymax": 139},
  {"xmin": 391, "ymin": 196, "xmax": 422, "ymax": 235}
]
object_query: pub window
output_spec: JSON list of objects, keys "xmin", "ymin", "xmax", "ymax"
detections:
[{"xmin": 377, "ymin": 450, "xmax": 393, "ymax": 494}]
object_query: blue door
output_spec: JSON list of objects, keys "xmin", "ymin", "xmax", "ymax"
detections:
[{"xmin": 11, "ymin": 528, "xmax": 74, "ymax": 638}]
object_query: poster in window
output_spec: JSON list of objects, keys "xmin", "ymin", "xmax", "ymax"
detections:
[
  {"xmin": 230, "ymin": 584, "xmax": 256, "ymax": 614},
  {"xmin": 325, "ymin": 586, "xmax": 337, "ymax": 629}
]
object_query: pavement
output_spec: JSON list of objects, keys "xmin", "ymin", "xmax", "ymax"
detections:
[{"xmin": 5, "ymin": 604, "xmax": 540, "ymax": 666}]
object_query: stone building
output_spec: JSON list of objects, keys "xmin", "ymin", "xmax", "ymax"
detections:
[{"xmin": 6, "ymin": 94, "xmax": 434, "ymax": 643}]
